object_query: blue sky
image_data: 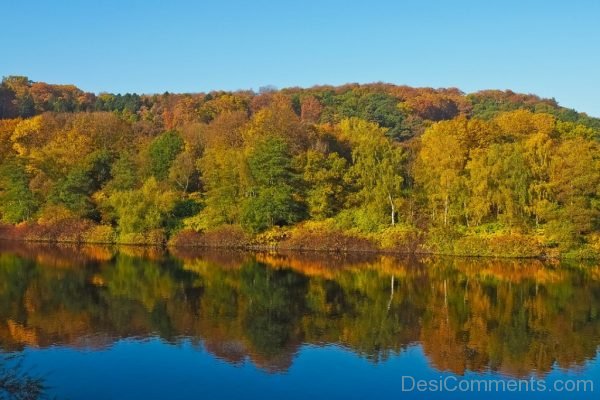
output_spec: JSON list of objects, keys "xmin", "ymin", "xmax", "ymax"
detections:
[{"xmin": 1, "ymin": 0, "xmax": 599, "ymax": 116}]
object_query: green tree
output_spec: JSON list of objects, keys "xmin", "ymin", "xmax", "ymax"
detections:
[
  {"xmin": 0, "ymin": 157, "xmax": 38, "ymax": 223},
  {"xmin": 341, "ymin": 119, "xmax": 405, "ymax": 228},
  {"xmin": 107, "ymin": 177, "xmax": 177, "ymax": 236},
  {"xmin": 302, "ymin": 150, "xmax": 347, "ymax": 219},
  {"xmin": 148, "ymin": 131, "xmax": 184, "ymax": 180},
  {"xmin": 191, "ymin": 147, "xmax": 246, "ymax": 229},
  {"xmin": 107, "ymin": 152, "xmax": 138, "ymax": 191},
  {"xmin": 241, "ymin": 136, "xmax": 304, "ymax": 232},
  {"xmin": 49, "ymin": 150, "xmax": 112, "ymax": 218}
]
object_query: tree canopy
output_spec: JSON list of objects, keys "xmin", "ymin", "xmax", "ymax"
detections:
[{"xmin": 0, "ymin": 76, "xmax": 599, "ymax": 257}]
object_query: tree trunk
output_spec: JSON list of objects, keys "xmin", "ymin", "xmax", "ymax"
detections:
[
  {"xmin": 388, "ymin": 192, "xmax": 396, "ymax": 226},
  {"xmin": 444, "ymin": 195, "xmax": 449, "ymax": 226}
]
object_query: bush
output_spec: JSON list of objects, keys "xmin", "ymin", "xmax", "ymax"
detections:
[
  {"xmin": 116, "ymin": 229, "xmax": 167, "ymax": 245},
  {"xmin": 282, "ymin": 222, "xmax": 377, "ymax": 252},
  {"xmin": 453, "ymin": 233, "xmax": 542, "ymax": 257},
  {"xmin": 168, "ymin": 229, "xmax": 204, "ymax": 247},
  {"xmin": 25, "ymin": 218, "xmax": 94, "ymax": 243},
  {"xmin": 250, "ymin": 227, "xmax": 290, "ymax": 248},
  {"xmin": 334, "ymin": 207, "xmax": 387, "ymax": 233},
  {"xmin": 83, "ymin": 225, "xmax": 116, "ymax": 243},
  {"xmin": 146, "ymin": 229, "xmax": 167, "ymax": 245},
  {"xmin": 376, "ymin": 225, "xmax": 423, "ymax": 253},
  {"xmin": 561, "ymin": 244, "xmax": 600, "ymax": 260},
  {"xmin": 423, "ymin": 226, "xmax": 463, "ymax": 254},
  {"xmin": 117, "ymin": 232, "xmax": 147, "ymax": 245},
  {"xmin": 0, "ymin": 224, "xmax": 25, "ymax": 240},
  {"xmin": 588, "ymin": 233, "xmax": 600, "ymax": 253}
]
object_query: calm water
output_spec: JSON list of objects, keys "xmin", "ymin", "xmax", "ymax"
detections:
[{"xmin": 0, "ymin": 241, "xmax": 599, "ymax": 399}]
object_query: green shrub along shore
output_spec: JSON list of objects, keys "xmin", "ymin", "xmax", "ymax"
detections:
[{"xmin": 0, "ymin": 77, "xmax": 599, "ymax": 259}]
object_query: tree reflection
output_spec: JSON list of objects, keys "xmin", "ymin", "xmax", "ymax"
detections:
[{"xmin": 0, "ymin": 243, "xmax": 599, "ymax": 376}]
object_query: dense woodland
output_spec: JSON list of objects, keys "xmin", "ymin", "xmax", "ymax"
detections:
[{"xmin": 0, "ymin": 76, "xmax": 599, "ymax": 258}]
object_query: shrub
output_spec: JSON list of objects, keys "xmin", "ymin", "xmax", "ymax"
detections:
[
  {"xmin": 168, "ymin": 229, "xmax": 204, "ymax": 247},
  {"xmin": 117, "ymin": 232, "xmax": 147, "ymax": 245},
  {"xmin": 146, "ymin": 229, "xmax": 167, "ymax": 245},
  {"xmin": 83, "ymin": 225, "xmax": 116, "ymax": 244},
  {"xmin": 250, "ymin": 227, "xmax": 290, "ymax": 248},
  {"xmin": 423, "ymin": 226, "xmax": 463, "ymax": 254},
  {"xmin": 282, "ymin": 222, "xmax": 377, "ymax": 252},
  {"xmin": 561, "ymin": 243, "xmax": 600, "ymax": 260},
  {"xmin": 453, "ymin": 233, "xmax": 542, "ymax": 257},
  {"xmin": 0, "ymin": 224, "xmax": 25, "ymax": 240},
  {"xmin": 334, "ymin": 207, "xmax": 387, "ymax": 233},
  {"xmin": 377, "ymin": 225, "xmax": 423, "ymax": 253},
  {"xmin": 24, "ymin": 218, "xmax": 94, "ymax": 243}
]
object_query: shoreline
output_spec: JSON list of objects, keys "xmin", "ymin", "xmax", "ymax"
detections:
[
  {"xmin": 1, "ymin": 222, "xmax": 598, "ymax": 260},
  {"xmin": 0, "ymin": 236, "xmax": 591, "ymax": 261}
]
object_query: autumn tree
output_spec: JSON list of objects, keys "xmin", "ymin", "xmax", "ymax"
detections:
[
  {"xmin": 415, "ymin": 119, "xmax": 469, "ymax": 226},
  {"xmin": 465, "ymin": 144, "xmax": 530, "ymax": 226},
  {"xmin": 546, "ymin": 138, "xmax": 600, "ymax": 247},
  {"xmin": 340, "ymin": 118, "xmax": 405, "ymax": 229},
  {"xmin": 107, "ymin": 177, "xmax": 177, "ymax": 238},
  {"xmin": 243, "ymin": 94, "xmax": 308, "ymax": 153},
  {"xmin": 302, "ymin": 150, "xmax": 347, "ymax": 219}
]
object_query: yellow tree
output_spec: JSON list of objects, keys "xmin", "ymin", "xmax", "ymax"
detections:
[
  {"xmin": 415, "ymin": 118, "xmax": 469, "ymax": 226},
  {"xmin": 243, "ymin": 94, "xmax": 308, "ymax": 153},
  {"xmin": 466, "ymin": 143, "xmax": 531, "ymax": 226},
  {"xmin": 547, "ymin": 138, "xmax": 600, "ymax": 245}
]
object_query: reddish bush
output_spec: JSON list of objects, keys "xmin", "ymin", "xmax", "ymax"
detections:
[
  {"xmin": 168, "ymin": 229, "xmax": 204, "ymax": 247},
  {"xmin": 281, "ymin": 226, "xmax": 377, "ymax": 252},
  {"xmin": 0, "ymin": 224, "xmax": 27, "ymax": 240},
  {"xmin": 25, "ymin": 218, "xmax": 95, "ymax": 243}
]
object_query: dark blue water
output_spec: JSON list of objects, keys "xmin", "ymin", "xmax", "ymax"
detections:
[{"xmin": 1, "ymin": 242, "xmax": 599, "ymax": 399}]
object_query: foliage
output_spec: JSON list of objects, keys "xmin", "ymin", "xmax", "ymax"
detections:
[
  {"xmin": 342, "ymin": 118, "xmax": 405, "ymax": 229},
  {"xmin": 0, "ymin": 76, "xmax": 599, "ymax": 257},
  {"xmin": 302, "ymin": 150, "xmax": 347, "ymax": 219},
  {"xmin": 148, "ymin": 131, "xmax": 184, "ymax": 180},
  {"xmin": 241, "ymin": 136, "xmax": 305, "ymax": 232},
  {"xmin": 0, "ymin": 158, "xmax": 37, "ymax": 223},
  {"xmin": 107, "ymin": 178, "xmax": 177, "ymax": 240}
]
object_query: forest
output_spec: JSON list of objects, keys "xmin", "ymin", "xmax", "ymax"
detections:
[{"xmin": 0, "ymin": 75, "xmax": 599, "ymax": 258}]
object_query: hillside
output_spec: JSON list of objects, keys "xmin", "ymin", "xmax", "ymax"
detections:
[{"xmin": 0, "ymin": 76, "xmax": 599, "ymax": 258}]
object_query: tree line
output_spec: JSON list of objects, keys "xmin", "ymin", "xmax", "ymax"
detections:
[{"xmin": 0, "ymin": 76, "xmax": 599, "ymax": 257}]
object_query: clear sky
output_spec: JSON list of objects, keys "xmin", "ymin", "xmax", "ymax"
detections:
[{"xmin": 1, "ymin": 0, "xmax": 599, "ymax": 116}]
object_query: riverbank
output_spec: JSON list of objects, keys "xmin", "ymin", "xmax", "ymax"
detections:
[{"xmin": 2, "ymin": 221, "xmax": 599, "ymax": 259}]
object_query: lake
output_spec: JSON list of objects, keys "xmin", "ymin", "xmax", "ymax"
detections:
[{"xmin": 0, "ymin": 241, "xmax": 599, "ymax": 399}]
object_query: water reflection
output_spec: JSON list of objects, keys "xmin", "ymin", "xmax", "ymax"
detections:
[{"xmin": 0, "ymin": 241, "xmax": 599, "ymax": 378}]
